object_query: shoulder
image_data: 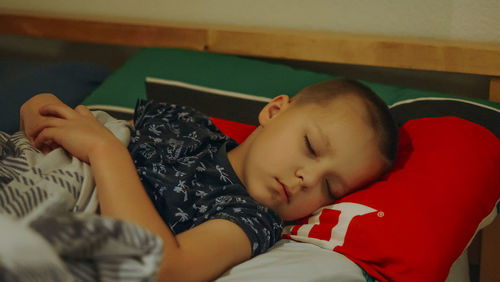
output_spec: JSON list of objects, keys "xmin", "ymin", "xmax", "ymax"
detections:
[
  {"xmin": 132, "ymin": 99, "xmax": 223, "ymax": 137},
  {"xmin": 204, "ymin": 187, "xmax": 283, "ymax": 256}
]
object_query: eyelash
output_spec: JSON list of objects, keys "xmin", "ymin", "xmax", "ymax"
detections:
[
  {"xmin": 305, "ymin": 136, "xmax": 335, "ymax": 200},
  {"xmin": 325, "ymin": 179, "xmax": 336, "ymax": 200},
  {"xmin": 304, "ymin": 136, "xmax": 317, "ymax": 156}
]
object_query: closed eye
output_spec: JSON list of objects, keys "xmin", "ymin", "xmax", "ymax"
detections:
[
  {"xmin": 304, "ymin": 136, "xmax": 317, "ymax": 156},
  {"xmin": 325, "ymin": 179, "xmax": 336, "ymax": 200}
]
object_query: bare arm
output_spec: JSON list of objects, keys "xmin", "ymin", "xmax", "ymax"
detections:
[{"xmin": 32, "ymin": 102, "xmax": 252, "ymax": 281}]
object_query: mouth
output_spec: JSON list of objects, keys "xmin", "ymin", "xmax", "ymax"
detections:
[{"xmin": 276, "ymin": 178, "xmax": 290, "ymax": 204}]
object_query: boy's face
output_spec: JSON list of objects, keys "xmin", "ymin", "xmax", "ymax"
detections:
[{"xmin": 228, "ymin": 95, "xmax": 385, "ymax": 221}]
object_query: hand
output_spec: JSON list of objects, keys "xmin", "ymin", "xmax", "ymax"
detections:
[
  {"xmin": 20, "ymin": 93, "xmax": 64, "ymax": 152},
  {"xmin": 33, "ymin": 103, "xmax": 122, "ymax": 163}
]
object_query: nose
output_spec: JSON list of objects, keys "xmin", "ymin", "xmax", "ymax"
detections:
[{"xmin": 295, "ymin": 165, "xmax": 323, "ymax": 191}]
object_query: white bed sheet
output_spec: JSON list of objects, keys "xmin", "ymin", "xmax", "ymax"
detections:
[
  {"xmin": 218, "ymin": 239, "xmax": 472, "ymax": 282},
  {"xmin": 217, "ymin": 239, "xmax": 367, "ymax": 282}
]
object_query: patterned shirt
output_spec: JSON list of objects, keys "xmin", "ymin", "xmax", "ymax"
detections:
[{"xmin": 128, "ymin": 99, "xmax": 283, "ymax": 256}]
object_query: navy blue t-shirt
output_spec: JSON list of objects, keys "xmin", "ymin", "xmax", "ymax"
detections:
[{"xmin": 128, "ymin": 99, "xmax": 283, "ymax": 256}]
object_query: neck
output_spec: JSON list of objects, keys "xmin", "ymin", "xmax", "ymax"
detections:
[{"xmin": 226, "ymin": 126, "xmax": 260, "ymax": 188}]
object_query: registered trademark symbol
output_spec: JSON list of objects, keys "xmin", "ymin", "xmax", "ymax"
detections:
[{"xmin": 377, "ymin": 211, "xmax": 384, "ymax": 217}]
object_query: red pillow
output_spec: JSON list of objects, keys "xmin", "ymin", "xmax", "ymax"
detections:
[{"xmin": 282, "ymin": 117, "xmax": 500, "ymax": 281}]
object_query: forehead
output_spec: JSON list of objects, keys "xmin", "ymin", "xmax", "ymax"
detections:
[
  {"xmin": 293, "ymin": 95, "xmax": 371, "ymax": 132},
  {"xmin": 316, "ymin": 104, "xmax": 374, "ymax": 149}
]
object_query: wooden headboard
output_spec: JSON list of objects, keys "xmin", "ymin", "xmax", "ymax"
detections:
[{"xmin": 0, "ymin": 11, "xmax": 499, "ymax": 282}]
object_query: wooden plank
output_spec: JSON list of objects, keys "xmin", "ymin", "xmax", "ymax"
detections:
[
  {"xmin": 480, "ymin": 215, "xmax": 500, "ymax": 282},
  {"xmin": 207, "ymin": 27, "xmax": 500, "ymax": 77},
  {"xmin": 0, "ymin": 13, "xmax": 207, "ymax": 50},
  {"xmin": 490, "ymin": 77, "xmax": 500, "ymax": 103},
  {"xmin": 1, "ymin": 12, "xmax": 500, "ymax": 76}
]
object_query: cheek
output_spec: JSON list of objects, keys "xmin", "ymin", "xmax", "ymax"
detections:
[
  {"xmin": 255, "ymin": 139, "xmax": 297, "ymax": 167},
  {"xmin": 312, "ymin": 194, "xmax": 333, "ymax": 211},
  {"xmin": 294, "ymin": 193, "xmax": 331, "ymax": 216},
  {"xmin": 310, "ymin": 192, "xmax": 334, "ymax": 214}
]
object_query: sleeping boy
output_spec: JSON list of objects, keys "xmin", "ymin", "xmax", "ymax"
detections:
[{"xmin": 20, "ymin": 78, "xmax": 398, "ymax": 281}]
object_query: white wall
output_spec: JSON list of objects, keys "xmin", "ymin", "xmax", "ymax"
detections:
[{"xmin": 1, "ymin": 0, "xmax": 499, "ymax": 42}]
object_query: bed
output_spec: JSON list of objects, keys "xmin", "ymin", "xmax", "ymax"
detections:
[{"xmin": 0, "ymin": 12, "xmax": 499, "ymax": 282}]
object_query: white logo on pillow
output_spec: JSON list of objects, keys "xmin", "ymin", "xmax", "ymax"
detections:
[{"xmin": 283, "ymin": 202, "xmax": 377, "ymax": 250}]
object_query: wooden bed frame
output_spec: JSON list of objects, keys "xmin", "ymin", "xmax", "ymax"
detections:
[{"xmin": 1, "ymin": 12, "xmax": 499, "ymax": 281}]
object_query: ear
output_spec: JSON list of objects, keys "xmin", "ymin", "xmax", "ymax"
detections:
[{"xmin": 258, "ymin": 95, "xmax": 290, "ymax": 126}]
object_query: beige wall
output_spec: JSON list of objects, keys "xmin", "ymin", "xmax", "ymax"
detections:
[{"xmin": 1, "ymin": 0, "xmax": 499, "ymax": 42}]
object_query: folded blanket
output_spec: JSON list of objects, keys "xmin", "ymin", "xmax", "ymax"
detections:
[{"xmin": 0, "ymin": 111, "xmax": 163, "ymax": 281}]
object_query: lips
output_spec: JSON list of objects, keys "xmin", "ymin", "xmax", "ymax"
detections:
[{"xmin": 276, "ymin": 178, "xmax": 290, "ymax": 203}]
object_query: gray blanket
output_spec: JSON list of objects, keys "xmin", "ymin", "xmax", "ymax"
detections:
[{"xmin": 0, "ymin": 111, "xmax": 163, "ymax": 281}]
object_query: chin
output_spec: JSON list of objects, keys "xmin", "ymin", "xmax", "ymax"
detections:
[
  {"xmin": 281, "ymin": 210, "xmax": 312, "ymax": 222},
  {"xmin": 279, "ymin": 213, "xmax": 299, "ymax": 222},
  {"xmin": 283, "ymin": 219, "xmax": 300, "ymax": 225}
]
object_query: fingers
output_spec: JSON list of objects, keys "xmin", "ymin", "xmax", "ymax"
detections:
[
  {"xmin": 33, "ymin": 124, "xmax": 69, "ymax": 153},
  {"xmin": 30, "ymin": 116, "xmax": 64, "ymax": 143},
  {"xmin": 39, "ymin": 103, "xmax": 93, "ymax": 119},
  {"xmin": 33, "ymin": 127, "xmax": 59, "ymax": 150},
  {"xmin": 39, "ymin": 103, "xmax": 76, "ymax": 119},
  {"xmin": 74, "ymin": 105, "xmax": 92, "ymax": 116},
  {"xmin": 39, "ymin": 141, "xmax": 60, "ymax": 154},
  {"xmin": 33, "ymin": 104, "xmax": 93, "ymax": 141}
]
